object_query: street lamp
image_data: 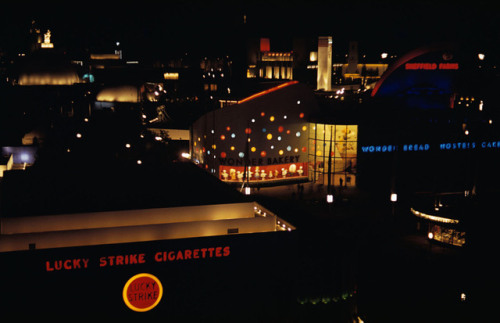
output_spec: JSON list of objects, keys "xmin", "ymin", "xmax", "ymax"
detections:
[
  {"xmin": 390, "ymin": 193, "xmax": 398, "ymax": 202},
  {"xmin": 478, "ymin": 53, "xmax": 485, "ymax": 61},
  {"xmin": 326, "ymin": 194, "xmax": 334, "ymax": 204}
]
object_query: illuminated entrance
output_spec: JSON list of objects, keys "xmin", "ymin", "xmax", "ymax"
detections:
[{"xmin": 308, "ymin": 124, "xmax": 358, "ymax": 187}]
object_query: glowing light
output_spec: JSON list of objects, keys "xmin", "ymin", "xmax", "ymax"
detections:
[
  {"xmin": 230, "ymin": 146, "xmax": 235, "ymax": 151},
  {"xmin": 226, "ymin": 126, "xmax": 231, "ymax": 131},
  {"xmin": 277, "ymin": 136, "xmax": 282, "ymax": 141},
  {"xmin": 231, "ymin": 133, "xmax": 236, "ymax": 138},
  {"xmin": 411, "ymin": 208, "xmax": 459, "ymax": 224},
  {"xmin": 220, "ymin": 152, "xmax": 226, "ymax": 158},
  {"xmin": 261, "ymin": 112, "xmax": 265, "ymax": 117},
  {"xmin": 220, "ymin": 135, "xmax": 225, "ymax": 140},
  {"xmin": 428, "ymin": 232, "xmax": 434, "ymax": 240},
  {"xmin": 76, "ymin": 133, "xmax": 82, "ymax": 138},
  {"xmin": 262, "ymin": 128, "xmax": 267, "ymax": 132},
  {"xmin": 279, "ymin": 150, "xmax": 284, "ymax": 155},
  {"xmin": 245, "ymin": 186, "xmax": 251, "ymax": 195},
  {"xmin": 270, "ymin": 116, "xmax": 275, "ymax": 122},
  {"xmin": 296, "ymin": 132, "xmax": 301, "ymax": 137},
  {"xmin": 239, "ymin": 152, "xmax": 245, "ymax": 158},
  {"xmin": 302, "ymin": 125, "xmax": 307, "ymax": 131},
  {"xmin": 245, "ymin": 128, "xmax": 252, "ymax": 134},
  {"xmin": 299, "ymin": 113, "xmax": 304, "ymax": 118},
  {"xmin": 381, "ymin": 52, "xmax": 388, "ymax": 59},
  {"xmin": 278, "ymin": 126, "xmax": 284, "ymax": 133},
  {"xmin": 136, "ymin": 160, "xmax": 142, "ymax": 165},
  {"xmin": 125, "ymin": 143, "xmax": 131, "ymax": 148},
  {"xmin": 260, "ymin": 151, "xmax": 267, "ymax": 157},
  {"xmin": 287, "ymin": 146, "xmax": 292, "ymax": 151},
  {"xmin": 327, "ymin": 194, "xmax": 334, "ymax": 203},
  {"xmin": 478, "ymin": 53, "xmax": 485, "ymax": 60},
  {"xmin": 267, "ymin": 133, "xmax": 273, "ymax": 140},
  {"xmin": 302, "ymin": 147, "xmax": 307, "ymax": 152},
  {"xmin": 251, "ymin": 147, "xmax": 256, "ymax": 152},
  {"xmin": 390, "ymin": 193, "xmax": 398, "ymax": 202},
  {"xmin": 238, "ymin": 81, "xmax": 299, "ymax": 104}
]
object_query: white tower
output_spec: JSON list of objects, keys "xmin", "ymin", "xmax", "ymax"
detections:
[{"xmin": 317, "ymin": 36, "xmax": 332, "ymax": 91}]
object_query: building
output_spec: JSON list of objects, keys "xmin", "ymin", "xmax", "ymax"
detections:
[
  {"xmin": 192, "ymin": 43, "xmax": 500, "ymax": 194},
  {"xmin": 0, "ymin": 162, "xmax": 297, "ymax": 318}
]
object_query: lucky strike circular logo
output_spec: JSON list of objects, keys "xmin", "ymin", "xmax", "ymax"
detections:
[{"xmin": 123, "ymin": 273, "xmax": 163, "ymax": 312}]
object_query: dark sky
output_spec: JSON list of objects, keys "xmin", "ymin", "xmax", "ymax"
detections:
[{"xmin": 1, "ymin": 1, "xmax": 499, "ymax": 59}]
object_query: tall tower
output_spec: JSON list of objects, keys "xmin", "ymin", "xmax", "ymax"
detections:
[
  {"xmin": 317, "ymin": 36, "xmax": 332, "ymax": 91},
  {"xmin": 346, "ymin": 41, "xmax": 359, "ymax": 75}
]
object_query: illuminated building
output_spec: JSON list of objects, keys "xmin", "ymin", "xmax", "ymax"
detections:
[
  {"xmin": 411, "ymin": 193, "xmax": 467, "ymax": 247},
  {"xmin": 246, "ymin": 38, "xmax": 294, "ymax": 80},
  {"xmin": 317, "ymin": 36, "xmax": 332, "ymax": 91},
  {"xmin": 191, "ymin": 81, "xmax": 359, "ymax": 187},
  {"xmin": 0, "ymin": 162, "xmax": 297, "ymax": 318}
]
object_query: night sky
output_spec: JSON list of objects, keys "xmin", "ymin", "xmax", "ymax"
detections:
[{"xmin": 1, "ymin": 1, "xmax": 499, "ymax": 59}]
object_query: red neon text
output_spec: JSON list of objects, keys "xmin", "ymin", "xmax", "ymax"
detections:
[
  {"xmin": 405, "ymin": 62, "xmax": 459, "ymax": 70},
  {"xmin": 155, "ymin": 246, "xmax": 230, "ymax": 262}
]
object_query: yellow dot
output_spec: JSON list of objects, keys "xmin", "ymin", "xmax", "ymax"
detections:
[
  {"xmin": 251, "ymin": 147, "xmax": 256, "ymax": 152},
  {"xmin": 279, "ymin": 150, "xmax": 284, "ymax": 155},
  {"xmin": 230, "ymin": 146, "xmax": 235, "ymax": 151},
  {"xmin": 302, "ymin": 125, "xmax": 307, "ymax": 131},
  {"xmin": 316, "ymin": 150, "xmax": 322, "ymax": 156},
  {"xmin": 270, "ymin": 116, "xmax": 275, "ymax": 122},
  {"xmin": 267, "ymin": 133, "xmax": 273, "ymax": 140}
]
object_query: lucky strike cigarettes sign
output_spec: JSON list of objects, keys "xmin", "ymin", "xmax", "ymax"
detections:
[{"xmin": 44, "ymin": 246, "xmax": 231, "ymax": 272}]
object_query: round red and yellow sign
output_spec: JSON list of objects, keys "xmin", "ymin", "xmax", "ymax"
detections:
[{"xmin": 123, "ymin": 273, "xmax": 163, "ymax": 312}]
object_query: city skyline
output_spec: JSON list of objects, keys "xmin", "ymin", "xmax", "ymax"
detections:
[{"xmin": 1, "ymin": 1, "xmax": 499, "ymax": 59}]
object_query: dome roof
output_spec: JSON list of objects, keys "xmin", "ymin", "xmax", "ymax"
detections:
[
  {"xmin": 96, "ymin": 85, "xmax": 140, "ymax": 103},
  {"xmin": 17, "ymin": 51, "xmax": 80, "ymax": 86}
]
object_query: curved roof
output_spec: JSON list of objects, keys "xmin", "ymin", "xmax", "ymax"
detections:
[
  {"xmin": 96, "ymin": 85, "xmax": 140, "ymax": 103},
  {"xmin": 371, "ymin": 43, "xmax": 456, "ymax": 97},
  {"xmin": 17, "ymin": 51, "xmax": 80, "ymax": 86}
]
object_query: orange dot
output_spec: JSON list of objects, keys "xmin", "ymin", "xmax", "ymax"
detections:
[
  {"xmin": 245, "ymin": 128, "xmax": 252, "ymax": 134},
  {"xmin": 220, "ymin": 135, "xmax": 225, "ymax": 140},
  {"xmin": 260, "ymin": 151, "xmax": 267, "ymax": 157},
  {"xmin": 261, "ymin": 112, "xmax": 265, "ymax": 117},
  {"xmin": 299, "ymin": 112, "xmax": 304, "ymax": 118}
]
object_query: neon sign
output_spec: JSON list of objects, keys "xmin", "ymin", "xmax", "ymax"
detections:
[
  {"xmin": 360, "ymin": 140, "xmax": 500, "ymax": 153},
  {"xmin": 405, "ymin": 62, "xmax": 459, "ymax": 70},
  {"xmin": 45, "ymin": 246, "xmax": 231, "ymax": 272},
  {"xmin": 123, "ymin": 273, "xmax": 163, "ymax": 312}
]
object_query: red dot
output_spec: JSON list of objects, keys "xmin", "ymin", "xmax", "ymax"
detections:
[
  {"xmin": 302, "ymin": 147, "xmax": 307, "ymax": 152},
  {"xmin": 220, "ymin": 135, "xmax": 225, "ymax": 140},
  {"xmin": 261, "ymin": 112, "xmax": 265, "ymax": 117},
  {"xmin": 299, "ymin": 112, "xmax": 304, "ymax": 118},
  {"xmin": 245, "ymin": 128, "xmax": 252, "ymax": 134},
  {"xmin": 226, "ymin": 126, "xmax": 231, "ymax": 131},
  {"xmin": 278, "ymin": 126, "xmax": 284, "ymax": 133},
  {"xmin": 221, "ymin": 152, "xmax": 227, "ymax": 158},
  {"xmin": 260, "ymin": 151, "xmax": 267, "ymax": 157}
]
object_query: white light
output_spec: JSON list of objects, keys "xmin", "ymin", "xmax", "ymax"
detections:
[
  {"xmin": 155, "ymin": 136, "xmax": 163, "ymax": 141},
  {"xmin": 297, "ymin": 100, "xmax": 301, "ymax": 104},
  {"xmin": 125, "ymin": 143, "xmax": 131, "ymax": 148},
  {"xmin": 181, "ymin": 152, "xmax": 191, "ymax": 159},
  {"xmin": 478, "ymin": 53, "xmax": 485, "ymax": 60},
  {"xmin": 327, "ymin": 194, "xmax": 334, "ymax": 203},
  {"xmin": 136, "ymin": 160, "xmax": 142, "ymax": 165},
  {"xmin": 245, "ymin": 186, "xmax": 251, "ymax": 195},
  {"xmin": 390, "ymin": 193, "xmax": 398, "ymax": 202},
  {"xmin": 428, "ymin": 232, "xmax": 434, "ymax": 240},
  {"xmin": 460, "ymin": 293, "xmax": 466, "ymax": 302},
  {"xmin": 381, "ymin": 53, "xmax": 388, "ymax": 59},
  {"xmin": 76, "ymin": 133, "xmax": 82, "ymax": 138}
]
